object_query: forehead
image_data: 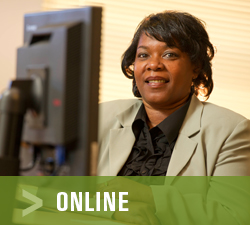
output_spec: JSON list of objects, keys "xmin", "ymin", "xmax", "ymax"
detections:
[{"xmin": 137, "ymin": 33, "xmax": 168, "ymax": 48}]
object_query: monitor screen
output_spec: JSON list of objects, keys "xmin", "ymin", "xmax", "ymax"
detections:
[{"xmin": 0, "ymin": 6, "xmax": 102, "ymax": 176}]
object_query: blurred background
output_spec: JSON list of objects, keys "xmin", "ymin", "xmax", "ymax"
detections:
[{"xmin": 1, "ymin": 0, "xmax": 250, "ymax": 118}]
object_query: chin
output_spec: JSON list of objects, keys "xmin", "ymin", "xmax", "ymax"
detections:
[{"xmin": 143, "ymin": 98, "xmax": 170, "ymax": 107}]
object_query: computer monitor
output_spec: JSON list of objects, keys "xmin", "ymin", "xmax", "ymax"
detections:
[{"xmin": 0, "ymin": 6, "xmax": 102, "ymax": 176}]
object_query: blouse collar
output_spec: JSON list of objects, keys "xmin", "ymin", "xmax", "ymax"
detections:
[{"xmin": 132, "ymin": 95, "xmax": 192, "ymax": 144}]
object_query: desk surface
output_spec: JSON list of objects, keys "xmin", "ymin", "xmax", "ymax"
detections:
[{"xmin": 12, "ymin": 208, "xmax": 136, "ymax": 225}]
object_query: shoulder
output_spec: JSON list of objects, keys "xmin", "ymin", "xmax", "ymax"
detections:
[
  {"xmin": 199, "ymin": 102, "xmax": 250, "ymax": 176},
  {"xmin": 99, "ymin": 98, "xmax": 141, "ymax": 121},
  {"xmin": 201, "ymin": 101, "xmax": 248, "ymax": 126},
  {"xmin": 185, "ymin": 95, "xmax": 250, "ymax": 139},
  {"xmin": 98, "ymin": 98, "xmax": 142, "ymax": 135},
  {"xmin": 198, "ymin": 101, "xmax": 250, "ymax": 144},
  {"xmin": 99, "ymin": 98, "xmax": 141, "ymax": 113}
]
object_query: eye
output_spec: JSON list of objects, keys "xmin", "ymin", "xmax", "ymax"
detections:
[
  {"xmin": 163, "ymin": 52, "xmax": 178, "ymax": 59},
  {"xmin": 137, "ymin": 53, "xmax": 148, "ymax": 58}
]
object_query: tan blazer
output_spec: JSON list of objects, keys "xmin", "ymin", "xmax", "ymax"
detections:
[{"xmin": 97, "ymin": 95, "xmax": 250, "ymax": 176}]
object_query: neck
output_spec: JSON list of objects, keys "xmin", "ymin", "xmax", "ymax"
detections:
[{"xmin": 144, "ymin": 95, "xmax": 190, "ymax": 129}]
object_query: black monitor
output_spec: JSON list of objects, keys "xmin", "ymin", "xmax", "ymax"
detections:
[{"xmin": 0, "ymin": 6, "xmax": 102, "ymax": 176}]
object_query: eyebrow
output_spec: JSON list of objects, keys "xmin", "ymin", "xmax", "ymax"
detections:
[
  {"xmin": 137, "ymin": 44, "xmax": 169, "ymax": 50},
  {"xmin": 137, "ymin": 46, "xmax": 148, "ymax": 50}
]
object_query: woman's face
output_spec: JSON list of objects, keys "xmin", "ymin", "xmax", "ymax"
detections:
[{"xmin": 134, "ymin": 32, "xmax": 197, "ymax": 108}]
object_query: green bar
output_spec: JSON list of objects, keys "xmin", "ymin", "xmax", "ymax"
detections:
[{"xmin": 0, "ymin": 176, "xmax": 249, "ymax": 225}]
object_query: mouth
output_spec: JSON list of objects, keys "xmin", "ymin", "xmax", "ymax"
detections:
[{"xmin": 146, "ymin": 79, "xmax": 168, "ymax": 84}]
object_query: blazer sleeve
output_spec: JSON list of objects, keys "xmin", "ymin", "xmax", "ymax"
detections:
[
  {"xmin": 151, "ymin": 118, "xmax": 250, "ymax": 225},
  {"xmin": 213, "ymin": 118, "xmax": 250, "ymax": 176}
]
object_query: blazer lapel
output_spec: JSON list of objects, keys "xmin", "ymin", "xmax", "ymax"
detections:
[
  {"xmin": 109, "ymin": 128, "xmax": 135, "ymax": 175},
  {"xmin": 106, "ymin": 96, "xmax": 203, "ymax": 177},
  {"xmin": 108, "ymin": 101, "xmax": 142, "ymax": 176},
  {"xmin": 167, "ymin": 95, "xmax": 204, "ymax": 177}
]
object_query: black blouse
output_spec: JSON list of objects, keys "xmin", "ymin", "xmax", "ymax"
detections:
[{"xmin": 118, "ymin": 97, "xmax": 191, "ymax": 176}]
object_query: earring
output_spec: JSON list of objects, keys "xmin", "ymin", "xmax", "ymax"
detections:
[{"xmin": 191, "ymin": 79, "xmax": 196, "ymax": 94}]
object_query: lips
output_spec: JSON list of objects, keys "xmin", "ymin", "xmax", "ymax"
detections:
[
  {"xmin": 145, "ymin": 76, "xmax": 169, "ymax": 83},
  {"xmin": 147, "ymin": 80, "xmax": 166, "ymax": 83}
]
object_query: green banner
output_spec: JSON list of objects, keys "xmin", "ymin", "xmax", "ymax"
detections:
[{"xmin": 0, "ymin": 176, "xmax": 249, "ymax": 225}]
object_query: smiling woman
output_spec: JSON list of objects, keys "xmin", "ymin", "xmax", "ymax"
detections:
[
  {"xmin": 122, "ymin": 11, "xmax": 214, "ymax": 99},
  {"xmin": 97, "ymin": 10, "xmax": 250, "ymax": 225},
  {"xmin": 133, "ymin": 33, "xmax": 195, "ymax": 122}
]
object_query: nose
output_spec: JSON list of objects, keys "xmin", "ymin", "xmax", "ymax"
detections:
[{"xmin": 146, "ymin": 57, "xmax": 164, "ymax": 71}]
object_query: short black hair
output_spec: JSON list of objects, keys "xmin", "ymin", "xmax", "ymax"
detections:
[{"xmin": 121, "ymin": 11, "xmax": 215, "ymax": 100}]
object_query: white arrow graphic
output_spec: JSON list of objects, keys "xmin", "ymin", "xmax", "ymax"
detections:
[{"xmin": 22, "ymin": 189, "xmax": 43, "ymax": 217}]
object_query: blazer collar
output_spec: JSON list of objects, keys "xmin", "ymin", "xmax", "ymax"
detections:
[
  {"xmin": 116, "ymin": 100, "xmax": 142, "ymax": 127},
  {"xmin": 179, "ymin": 95, "xmax": 203, "ymax": 137},
  {"xmin": 108, "ymin": 96, "xmax": 203, "ymax": 177},
  {"xmin": 109, "ymin": 100, "xmax": 142, "ymax": 175},
  {"xmin": 167, "ymin": 95, "xmax": 204, "ymax": 177},
  {"xmin": 115, "ymin": 95, "xmax": 203, "ymax": 134}
]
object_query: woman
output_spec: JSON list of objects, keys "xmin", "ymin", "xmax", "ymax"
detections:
[{"xmin": 97, "ymin": 11, "xmax": 250, "ymax": 224}]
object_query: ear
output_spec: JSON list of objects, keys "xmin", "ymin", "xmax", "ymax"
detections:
[
  {"xmin": 192, "ymin": 73, "xmax": 198, "ymax": 80},
  {"xmin": 192, "ymin": 65, "xmax": 200, "ymax": 79}
]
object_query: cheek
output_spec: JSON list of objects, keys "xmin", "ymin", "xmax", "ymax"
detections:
[
  {"xmin": 133, "ymin": 65, "xmax": 140, "ymax": 77},
  {"xmin": 172, "ymin": 66, "xmax": 194, "ymax": 84},
  {"xmin": 134, "ymin": 65, "xmax": 144, "ymax": 82}
]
